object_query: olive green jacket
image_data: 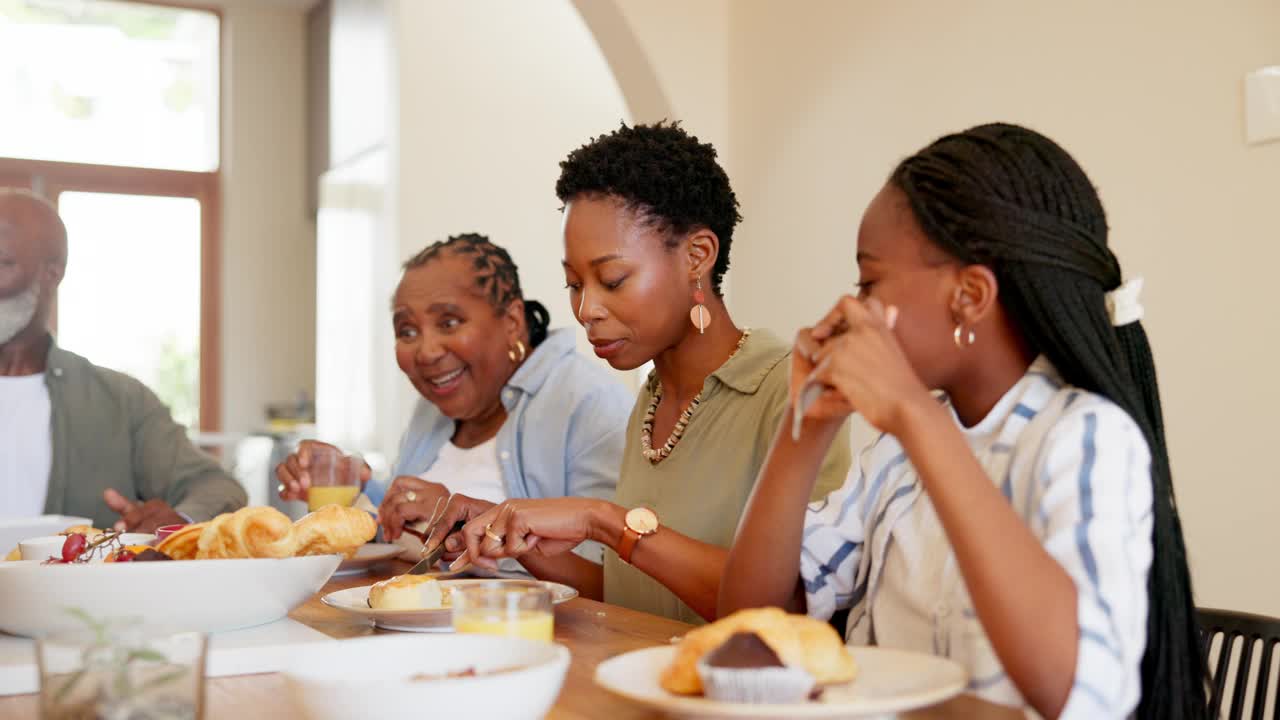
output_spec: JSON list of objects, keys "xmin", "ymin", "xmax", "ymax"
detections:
[{"xmin": 40, "ymin": 339, "xmax": 246, "ymax": 528}]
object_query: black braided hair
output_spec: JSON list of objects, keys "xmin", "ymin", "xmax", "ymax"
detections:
[
  {"xmin": 891, "ymin": 123, "xmax": 1206, "ymax": 720},
  {"xmin": 555, "ymin": 121, "xmax": 742, "ymax": 295},
  {"xmin": 403, "ymin": 233, "xmax": 550, "ymax": 348}
]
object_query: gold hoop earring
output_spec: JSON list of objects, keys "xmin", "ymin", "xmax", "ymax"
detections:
[
  {"xmin": 690, "ymin": 277, "xmax": 711, "ymax": 334},
  {"xmin": 507, "ymin": 340, "xmax": 527, "ymax": 363},
  {"xmin": 953, "ymin": 324, "xmax": 976, "ymax": 348}
]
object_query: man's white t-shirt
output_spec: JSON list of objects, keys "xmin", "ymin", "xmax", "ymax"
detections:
[{"xmin": 0, "ymin": 373, "xmax": 52, "ymax": 519}]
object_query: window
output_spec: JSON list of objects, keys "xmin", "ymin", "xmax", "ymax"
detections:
[
  {"xmin": 58, "ymin": 191, "xmax": 203, "ymax": 427},
  {"xmin": 0, "ymin": 0, "xmax": 219, "ymax": 171},
  {"xmin": 0, "ymin": 0, "xmax": 221, "ymax": 430}
]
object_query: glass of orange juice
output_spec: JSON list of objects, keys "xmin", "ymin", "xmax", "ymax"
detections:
[
  {"xmin": 451, "ymin": 582, "xmax": 554, "ymax": 642},
  {"xmin": 306, "ymin": 445, "xmax": 363, "ymax": 511}
]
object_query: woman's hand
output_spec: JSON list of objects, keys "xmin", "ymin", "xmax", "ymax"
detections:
[
  {"xmin": 274, "ymin": 440, "xmax": 372, "ymax": 501},
  {"xmin": 456, "ymin": 498, "xmax": 603, "ymax": 570},
  {"xmin": 801, "ymin": 295, "xmax": 930, "ymax": 435},
  {"xmin": 377, "ymin": 476, "xmax": 450, "ymax": 541},
  {"xmin": 421, "ymin": 493, "xmax": 497, "ymax": 560}
]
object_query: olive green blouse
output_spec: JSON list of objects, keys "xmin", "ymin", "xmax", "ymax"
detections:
[{"xmin": 602, "ymin": 329, "xmax": 851, "ymax": 624}]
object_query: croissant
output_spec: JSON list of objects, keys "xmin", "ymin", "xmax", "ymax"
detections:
[
  {"xmin": 196, "ymin": 507, "xmax": 296, "ymax": 559},
  {"xmin": 292, "ymin": 504, "xmax": 377, "ymax": 558},
  {"xmin": 660, "ymin": 607, "xmax": 857, "ymax": 695},
  {"xmin": 786, "ymin": 613, "xmax": 859, "ymax": 685},
  {"xmin": 155, "ymin": 522, "xmax": 207, "ymax": 560}
]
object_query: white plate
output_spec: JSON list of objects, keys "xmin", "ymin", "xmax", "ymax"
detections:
[
  {"xmin": 594, "ymin": 645, "xmax": 967, "ymax": 719},
  {"xmin": 0, "ymin": 554, "xmax": 341, "ymax": 637},
  {"xmin": 282, "ymin": 633, "xmax": 569, "ymax": 720},
  {"xmin": 321, "ymin": 578, "xmax": 579, "ymax": 632},
  {"xmin": 332, "ymin": 543, "xmax": 401, "ymax": 576}
]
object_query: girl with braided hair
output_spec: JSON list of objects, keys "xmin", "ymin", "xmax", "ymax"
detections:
[
  {"xmin": 278, "ymin": 233, "xmax": 632, "ymax": 591},
  {"xmin": 721, "ymin": 123, "xmax": 1205, "ymax": 719}
]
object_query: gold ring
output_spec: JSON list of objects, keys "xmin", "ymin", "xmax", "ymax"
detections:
[
  {"xmin": 484, "ymin": 524, "xmax": 504, "ymax": 544},
  {"xmin": 405, "ymin": 491, "xmax": 418, "ymax": 503}
]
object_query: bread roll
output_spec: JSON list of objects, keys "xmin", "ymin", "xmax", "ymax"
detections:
[{"xmin": 368, "ymin": 574, "xmax": 446, "ymax": 610}]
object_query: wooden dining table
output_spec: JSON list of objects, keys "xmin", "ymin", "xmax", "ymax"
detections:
[{"xmin": 0, "ymin": 560, "xmax": 1022, "ymax": 719}]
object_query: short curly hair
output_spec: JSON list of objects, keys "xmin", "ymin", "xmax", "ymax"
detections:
[{"xmin": 555, "ymin": 121, "xmax": 742, "ymax": 295}]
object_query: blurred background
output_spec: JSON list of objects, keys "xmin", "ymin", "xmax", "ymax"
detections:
[{"xmin": 1, "ymin": 0, "xmax": 1277, "ymax": 617}]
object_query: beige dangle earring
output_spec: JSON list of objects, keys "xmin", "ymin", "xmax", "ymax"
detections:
[
  {"xmin": 953, "ymin": 324, "xmax": 975, "ymax": 348},
  {"xmin": 690, "ymin": 278, "xmax": 711, "ymax": 334}
]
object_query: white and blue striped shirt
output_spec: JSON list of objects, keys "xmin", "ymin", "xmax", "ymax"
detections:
[{"xmin": 801, "ymin": 357, "xmax": 1153, "ymax": 718}]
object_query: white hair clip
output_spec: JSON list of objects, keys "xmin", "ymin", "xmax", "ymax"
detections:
[{"xmin": 1106, "ymin": 277, "xmax": 1145, "ymax": 327}]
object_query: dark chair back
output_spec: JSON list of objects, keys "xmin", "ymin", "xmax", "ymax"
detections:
[{"xmin": 1201, "ymin": 607, "xmax": 1280, "ymax": 719}]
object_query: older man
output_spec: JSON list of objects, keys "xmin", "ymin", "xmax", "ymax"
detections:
[{"xmin": 0, "ymin": 189, "xmax": 245, "ymax": 531}]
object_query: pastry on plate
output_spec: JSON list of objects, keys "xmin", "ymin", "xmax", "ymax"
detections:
[
  {"xmin": 661, "ymin": 607, "xmax": 856, "ymax": 696},
  {"xmin": 368, "ymin": 574, "xmax": 448, "ymax": 610},
  {"xmin": 696, "ymin": 631, "xmax": 817, "ymax": 704}
]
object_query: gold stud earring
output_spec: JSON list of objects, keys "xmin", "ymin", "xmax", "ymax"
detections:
[{"xmin": 690, "ymin": 278, "xmax": 711, "ymax": 334}]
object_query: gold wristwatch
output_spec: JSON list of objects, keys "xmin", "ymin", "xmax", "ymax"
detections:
[{"xmin": 617, "ymin": 507, "xmax": 659, "ymax": 564}]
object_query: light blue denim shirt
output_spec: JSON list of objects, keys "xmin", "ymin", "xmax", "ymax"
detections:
[{"xmin": 366, "ymin": 329, "xmax": 631, "ymax": 561}]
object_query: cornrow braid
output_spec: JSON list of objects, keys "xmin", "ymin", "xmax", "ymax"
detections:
[
  {"xmin": 403, "ymin": 233, "xmax": 550, "ymax": 348},
  {"xmin": 892, "ymin": 123, "xmax": 1206, "ymax": 720}
]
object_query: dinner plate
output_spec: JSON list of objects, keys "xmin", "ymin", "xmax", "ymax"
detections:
[
  {"xmin": 321, "ymin": 578, "xmax": 579, "ymax": 632},
  {"xmin": 0, "ymin": 554, "xmax": 342, "ymax": 637},
  {"xmin": 594, "ymin": 645, "xmax": 966, "ymax": 719},
  {"xmin": 332, "ymin": 543, "xmax": 401, "ymax": 576}
]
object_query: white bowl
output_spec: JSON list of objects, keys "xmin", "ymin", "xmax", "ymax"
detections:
[
  {"xmin": 19, "ymin": 532, "xmax": 156, "ymax": 561},
  {"xmin": 282, "ymin": 633, "xmax": 570, "ymax": 720},
  {"xmin": 0, "ymin": 554, "xmax": 341, "ymax": 637}
]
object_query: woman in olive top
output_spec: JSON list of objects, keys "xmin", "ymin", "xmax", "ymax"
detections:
[{"xmin": 431, "ymin": 122, "xmax": 850, "ymax": 624}]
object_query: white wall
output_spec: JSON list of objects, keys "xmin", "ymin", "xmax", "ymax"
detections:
[
  {"xmin": 718, "ymin": 0, "xmax": 1280, "ymax": 615},
  {"xmin": 381, "ymin": 0, "xmax": 633, "ymax": 453},
  {"xmin": 217, "ymin": 1, "xmax": 315, "ymax": 434},
  {"xmin": 610, "ymin": 0, "xmax": 732, "ymax": 155}
]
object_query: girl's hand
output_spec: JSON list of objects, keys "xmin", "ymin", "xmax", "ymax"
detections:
[
  {"xmin": 456, "ymin": 498, "xmax": 600, "ymax": 570},
  {"xmin": 803, "ymin": 295, "xmax": 930, "ymax": 435},
  {"xmin": 791, "ymin": 325, "xmax": 856, "ymax": 423}
]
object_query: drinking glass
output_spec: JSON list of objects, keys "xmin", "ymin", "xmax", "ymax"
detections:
[
  {"xmin": 306, "ymin": 445, "xmax": 363, "ymax": 511},
  {"xmin": 451, "ymin": 582, "xmax": 554, "ymax": 642}
]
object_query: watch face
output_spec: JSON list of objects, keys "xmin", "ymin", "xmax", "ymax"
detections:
[{"xmin": 625, "ymin": 507, "xmax": 659, "ymax": 534}]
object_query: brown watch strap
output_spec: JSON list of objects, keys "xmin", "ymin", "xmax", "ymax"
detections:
[{"xmin": 617, "ymin": 526, "xmax": 641, "ymax": 565}]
